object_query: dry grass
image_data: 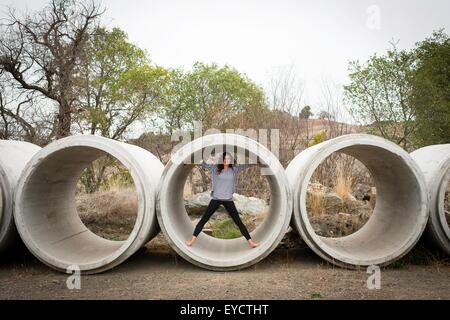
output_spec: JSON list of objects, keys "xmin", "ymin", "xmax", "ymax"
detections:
[
  {"xmin": 306, "ymin": 158, "xmax": 375, "ymax": 237},
  {"xmin": 76, "ymin": 187, "xmax": 138, "ymax": 240},
  {"xmin": 334, "ymin": 164, "xmax": 354, "ymax": 202},
  {"xmin": 308, "ymin": 189, "xmax": 325, "ymax": 216}
]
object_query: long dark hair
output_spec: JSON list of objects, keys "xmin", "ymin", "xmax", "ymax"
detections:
[{"xmin": 217, "ymin": 152, "xmax": 233, "ymax": 174}]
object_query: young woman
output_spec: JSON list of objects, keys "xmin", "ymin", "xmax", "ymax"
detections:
[{"xmin": 185, "ymin": 152, "xmax": 260, "ymax": 248}]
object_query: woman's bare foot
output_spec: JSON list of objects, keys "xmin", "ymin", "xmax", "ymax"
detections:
[
  {"xmin": 185, "ymin": 236, "xmax": 197, "ymax": 247},
  {"xmin": 248, "ymin": 239, "xmax": 260, "ymax": 248}
]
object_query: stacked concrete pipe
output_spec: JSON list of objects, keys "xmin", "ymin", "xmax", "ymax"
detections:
[
  {"xmin": 157, "ymin": 133, "xmax": 292, "ymax": 271},
  {"xmin": 0, "ymin": 141, "xmax": 41, "ymax": 253},
  {"xmin": 411, "ymin": 144, "xmax": 450, "ymax": 255},
  {"xmin": 286, "ymin": 134, "xmax": 429, "ymax": 268},
  {"xmin": 13, "ymin": 135, "xmax": 164, "ymax": 274}
]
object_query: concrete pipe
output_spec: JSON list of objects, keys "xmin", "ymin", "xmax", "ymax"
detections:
[
  {"xmin": 411, "ymin": 144, "xmax": 450, "ymax": 255},
  {"xmin": 157, "ymin": 133, "xmax": 292, "ymax": 271},
  {"xmin": 286, "ymin": 134, "xmax": 429, "ymax": 268},
  {"xmin": 14, "ymin": 135, "xmax": 164, "ymax": 274},
  {"xmin": 0, "ymin": 140, "xmax": 41, "ymax": 253}
]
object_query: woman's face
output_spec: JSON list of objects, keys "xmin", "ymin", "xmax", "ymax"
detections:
[{"xmin": 223, "ymin": 154, "xmax": 231, "ymax": 166}]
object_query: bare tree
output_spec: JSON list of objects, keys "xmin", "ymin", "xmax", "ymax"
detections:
[
  {"xmin": 318, "ymin": 77, "xmax": 354, "ymax": 138},
  {"xmin": 0, "ymin": 0, "xmax": 104, "ymax": 139},
  {"xmin": 266, "ymin": 64, "xmax": 308, "ymax": 165}
]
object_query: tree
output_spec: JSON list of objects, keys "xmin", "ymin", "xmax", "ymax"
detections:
[
  {"xmin": 161, "ymin": 62, "xmax": 266, "ymax": 132},
  {"xmin": 265, "ymin": 65, "xmax": 308, "ymax": 165},
  {"xmin": 318, "ymin": 110, "xmax": 333, "ymax": 120},
  {"xmin": 0, "ymin": 0, "xmax": 104, "ymax": 139},
  {"xmin": 76, "ymin": 27, "xmax": 170, "ymax": 140},
  {"xmin": 299, "ymin": 105, "xmax": 313, "ymax": 120},
  {"xmin": 344, "ymin": 42, "xmax": 416, "ymax": 149},
  {"xmin": 412, "ymin": 29, "xmax": 450, "ymax": 146},
  {"xmin": 73, "ymin": 27, "xmax": 170, "ymax": 192}
]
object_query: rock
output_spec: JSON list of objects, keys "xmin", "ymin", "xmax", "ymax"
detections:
[
  {"xmin": 352, "ymin": 183, "xmax": 371, "ymax": 201},
  {"xmin": 310, "ymin": 212, "xmax": 366, "ymax": 237},
  {"xmin": 323, "ymin": 192, "xmax": 343, "ymax": 215},
  {"xmin": 306, "ymin": 185, "xmax": 344, "ymax": 215},
  {"xmin": 346, "ymin": 199, "xmax": 373, "ymax": 219},
  {"xmin": 232, "ymin": 193, "xmax": 266, "ymax": 215},
  {"xmin": 184, "ymin": 191, "xmax": 267, "ymax": 218},
  {"xmin": 346, "ymin": 194, "xmax": 357, "ymax": 202},
  {"xmin": 184, "ymin": 191, "xmax": 213, "ymax": 216}
]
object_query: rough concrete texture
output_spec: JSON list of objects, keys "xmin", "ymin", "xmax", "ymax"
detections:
[
  {"xmin": 0, "ymin": 141, "xmax": 41, "ymax": 253},
  {"xmin": 411, "ymin": 144, "xmax": 450, "ymax": 255},
  {"xmin": 13, "ymin": 135, "xmax": 164, "ymax": 274},
  {"xmin": 157, "ymin": 133, "xmax": 292, "ymax": 271},
  {"xmin": 286, "ymin": 134, "xmax": 429, "ymax": 268}
]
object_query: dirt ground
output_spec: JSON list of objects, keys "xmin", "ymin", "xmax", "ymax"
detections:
[{"xmin": 0, "ymin": 234, "xmax": 449, "ymax": 300}]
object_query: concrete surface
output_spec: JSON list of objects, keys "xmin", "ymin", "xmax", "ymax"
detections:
[
  {"xmin": 0, "ymin": 140, "xmax": 40, "ymax": 253},
  {"xmin": 286, "ymin": 134, "xmax": 429, "ymax": 268},
  {"xmin": 157, "ymin": 133, "xmax": 292, "ymax": 271},
  {"xmin": 13, "ymin": 135, "xmax": 164, "ymax": 274},
  {"xmin": 411, "ymin": 144, "xmax": 450, "ymax": 255}
]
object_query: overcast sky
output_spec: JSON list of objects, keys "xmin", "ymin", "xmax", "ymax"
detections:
[{"xmin": 2, "ymin": 0, "xmax": 449, "ymax": 118}]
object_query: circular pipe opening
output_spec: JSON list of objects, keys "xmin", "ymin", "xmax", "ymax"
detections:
[
  {"xmin": 183, "ymin": 157, "xmax": 270, "ymax": 240},
  {"xmin": 76, "ymin": 155, "xmax": 138, "ymax": 241},
  {"xmin": 14, "ymin": 136, "xmax": 162, "ymax": 273},
  {"xmin": 157, "ymin": 134, "xmax": 291, "ymax": 271},
  {"xmin": 306, "ymin": 153, "xmax": 375, "ymax": 238},
  {"xmin": 288, "ymin": 134, "xmax": 428, "ymax": 267}
]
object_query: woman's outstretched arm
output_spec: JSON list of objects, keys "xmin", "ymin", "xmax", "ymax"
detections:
[
  {"xmin": 200, "ymin": 159, "xmax": 215, "ymax": 171},
  {"xmin": 235, "ymin": 159, "xmax": 267, "ymax": 173}
]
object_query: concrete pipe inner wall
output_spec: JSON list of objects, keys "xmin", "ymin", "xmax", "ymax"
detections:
[
  {"xmin": 286, "ymin": 134, "xmax": 429, "ymax": 267},
  {"xmin": 14, "ymin": 135, "xmax": 163, "ymax": 274},
  {"xmin": 0, "ymin": 141, "xmax": 41, "ymax": 253},
  {"xmin": 411, "ymin": 144, "xmax": 450, "ymax": 255},
  {"xmin": 157, "ymin": 133, "xmax": 292, "ymax": 271}
]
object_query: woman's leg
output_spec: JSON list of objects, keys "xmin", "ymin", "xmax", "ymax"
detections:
[
  {"xmin": 222, "ymin": 201, "xmax": 252, "ymax": 240},
  {"xmin": 193, "ymin": 199, "xmax": 221, "ymax": 237}
]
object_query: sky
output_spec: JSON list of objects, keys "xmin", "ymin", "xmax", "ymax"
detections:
[{"xmin": 1, "ymin": 0, "xmax": 449, "ymax": 119}]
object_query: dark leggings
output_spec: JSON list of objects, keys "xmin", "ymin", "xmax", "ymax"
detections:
[{"xmin": 193, "ymin": 199, "xmax": 252, "ymax": 240}]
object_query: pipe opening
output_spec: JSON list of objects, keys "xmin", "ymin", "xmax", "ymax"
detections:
[
  {"xmin": 158, "ymin": 134, "xmax": 291, "ymax": 270},
  {"xmin": 293, "ymin": 138, "xmax": 427, "ymax": 266},
  {"xmin": 16, "ymin": 145, "xmax": 144, "ymax": 270},
  {"xmin": 183, "ymin": 152, "xmax": 270, "ymax": 240},
  {"xmin": 306, "ymin": 153, "xmax": 375, "ymax": 238},
  {"xmin": 76, "ymin": 155, "xmax": 138, "ymax": 241}
]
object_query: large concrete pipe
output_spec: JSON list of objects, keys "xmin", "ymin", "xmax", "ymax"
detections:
[
  {"xmin": 286, "ymin": 134, "xmax": 429, "ymax": 268},
  {"xmin": 0, "ymin": 141, "xmax": 41, "ymax": 253},
  {"xmin": 157, "ymin": 133, "xmax": 292, "ymax": 271},
  {"xmin": 411, "ymin": 145, "xmax": 450, "ymax": 255},
  {"xmin": 14, "ymin": 135, "xmax": 164, "ymax": 274}
]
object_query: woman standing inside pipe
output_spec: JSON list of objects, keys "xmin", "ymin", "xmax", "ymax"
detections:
[{"xmin": 186, "ymin": 152, "xmax": 260, "ymax": 248}]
